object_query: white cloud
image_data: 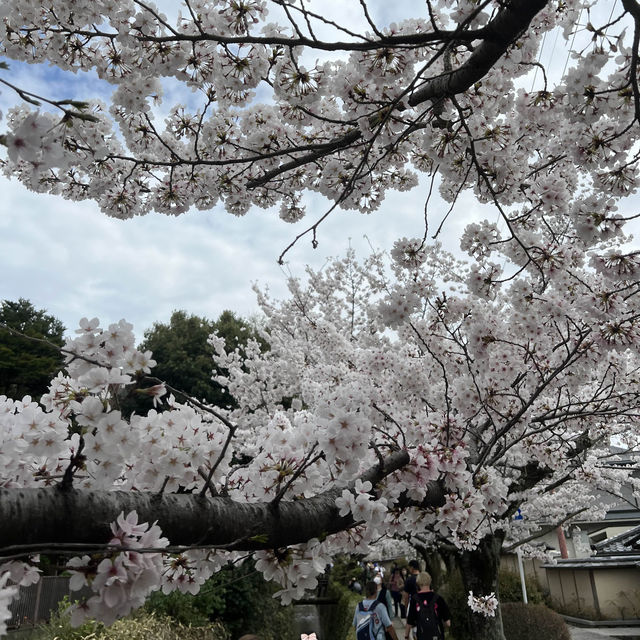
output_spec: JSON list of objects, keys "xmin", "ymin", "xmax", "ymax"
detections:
[
  {"xmin": 3, "ymin": 1, "xmax": 636, "ymax": 343},
  {"xmin": 0, "ymin": 161, "xmax": 490, "ymax": 339}
]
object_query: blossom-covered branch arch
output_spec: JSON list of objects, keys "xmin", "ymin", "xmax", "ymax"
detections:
[{"xmin": 1, "ymin": 0, "xmax": 639, "ymax": 260}]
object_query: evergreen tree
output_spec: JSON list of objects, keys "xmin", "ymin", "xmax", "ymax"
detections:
[
  {"xmin": 138, "ymin": 309, "xmax": 258, "ymax": 408},
  {"xmin": 0, "ymin": 299, "xmax": 65, "ymax": 400}
]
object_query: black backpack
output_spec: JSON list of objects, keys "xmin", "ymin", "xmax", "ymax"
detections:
[
  {"xmin": 413, "ymin": 592, "xmax": 442, "ymax": 640},
  {"xmin": 355, "ymin": 601, "xmax": 377, "ymax": 640}
]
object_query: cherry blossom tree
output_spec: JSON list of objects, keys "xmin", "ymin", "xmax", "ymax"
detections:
[
  {"xmin": 1, "ymin": 234, "xmax": 639, "ymax": 639},
  {"xmin": 2, "ymin": 2, "xmax": 640, "ymax": 639},
  {"xmin": 1, "ymin": 0, "xmax": 639, "ymax": 258}
]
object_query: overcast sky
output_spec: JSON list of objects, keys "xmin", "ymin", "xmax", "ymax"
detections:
[
  {"xmin": 0, "ymin": 1, "xmax": 635, "ymax": 341},
  {"xmin": 0, "ymin": 0, "xmax": 483, "ymax": 339}
]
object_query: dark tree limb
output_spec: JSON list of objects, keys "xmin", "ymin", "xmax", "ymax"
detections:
[
  {"xmin": 409, "ymin": 0, "xmax": 549, "ymax": 106},
  {"xmin": 0, "ymin": 450, "xmax": 414, "ymax": 555}
]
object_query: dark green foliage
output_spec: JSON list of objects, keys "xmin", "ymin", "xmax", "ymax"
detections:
[
  {"xmin": 498, "ymin": 570, "xmax": 547, "ymax": 605},
  {"xmin": 135, "ymin": 310, "xmax": 258, "ymax": 410},
  {"xmin": 145, "ymin": 560, "xmax": 297, "ymax": 640},
  {"xmin": 328, "ymin": 554, "xmax": 365, "ymax": 588},
  {"xmin": 145, "ymin": 575, "xmax": 227, "ymax": 626},
  {"xmin": 321, "ymin": 579, "xmax": 362, "ymax": 640},
  {"xmin": 0, "ymin": 298, "xmax": 65, "ymax": 400},
  {"xmin": 210, "ymin": 561, "xmax": 297, "ymax": 640},
  {"xmin": 501, "ymin": 603, "xmax": 571, "ymax": 640}
]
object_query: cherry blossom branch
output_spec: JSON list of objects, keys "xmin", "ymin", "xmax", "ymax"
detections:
[
  {"xmin": 621, "ymin": 0, "xmax": 640, "ymax": 123},
  {"xmin": 270, "ymin": 445, "xmax": 323, "ymax": 507},
  {"xmin": 503, "ymin": 508, "xmax": 589, "ymax": 552},
  {"xmin": 407, "ymin": 0, "xmax": 548, "ymax": 106},
  {"xmin": 0, "ymin": 78, "xmax": 99, "ymax": 122},
  {"xmin": 0, "ymin": 450, "xmax": 410, "ymax": 554}
]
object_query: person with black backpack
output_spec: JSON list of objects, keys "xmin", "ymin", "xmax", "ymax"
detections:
[
  {"xmin": 404, "ymin": 572, "xmax": 451, "ymax": 640},
  {"xmin": 353, "ymin": 581, "xmax": 400, "ymax": 640}
]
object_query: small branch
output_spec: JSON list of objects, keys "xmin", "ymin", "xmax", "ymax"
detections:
[{"xmin": 504, "ymin": 507, "xmax": 589, "ymax": 552}]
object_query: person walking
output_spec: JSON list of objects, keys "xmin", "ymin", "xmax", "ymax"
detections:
[
  {"xmin": 402, "ymin": 560, "xmax": 420, "ymax": 613},
  {"xmin": 404, "ymin": 571, "xmax": 451, "ymax": 640},
  {"xmin": 374, "ymin": 574, "xmax": 394, "ymax": 618},
  {"xmin": 353, "ymin": 581, "xmax": 400, "ymax": 640},
  {"xmin": 389, "ymin": 566, "xmax": 406, "ymax": 618}
]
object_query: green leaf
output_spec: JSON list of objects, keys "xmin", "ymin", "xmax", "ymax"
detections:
[
  {"xmin": 248, "ymin": 533, "xmax": 269, "ymax": 543},
  {"xmin": 68, "ymin": 110, "xmax": 99, "ymax": 122}
]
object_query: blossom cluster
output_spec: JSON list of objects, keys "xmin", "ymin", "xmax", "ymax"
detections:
[
  {"xmin": 1, "ymin": 316, "xmax": 232, "ymax": 493},
  {"xmin": 467, "ymin": 591, "xmax": 499, "ymax": 618},
  {"xmin": 0, "ymin": 573, "xmax": 17, "ymax": 637},
  {"xmin": 1, "ymin": 222, "xmax": 638, "ymax": 632},
  {"xmin": 66, "ymin": 511, "xmax": 169, "ymax": 626},
  {"xmin": 0, "ymin": 0, "xmax": 636, "ymax": 262}
]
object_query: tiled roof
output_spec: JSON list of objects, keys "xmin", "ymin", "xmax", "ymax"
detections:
[
  {"xmin": 593, "ymin": 524, "xmax": 640, "ymax": 555},
  {"xmin": 541, "ymin": 556, "xmax": 640, "ymax": 569}
]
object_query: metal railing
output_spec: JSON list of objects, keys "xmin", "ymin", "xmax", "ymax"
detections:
[{"xmin": 8, "ymin": 576, "xmax": 81, "ymax": 629}]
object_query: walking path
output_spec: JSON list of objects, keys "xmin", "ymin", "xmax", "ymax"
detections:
[
  {"xmin": 568, "ymin": 626, "xmax": 640, "ymax": 639},
  {"xmin": 391, "ymin": 615, "xmax": 640, "ymax": 639}
]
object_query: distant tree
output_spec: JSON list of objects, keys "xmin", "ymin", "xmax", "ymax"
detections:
[
  {"xmin": 0, "ymin": 298, "xmax": 65, "ymax": 400},
  {"xmin": 138, "ymin": 309, "xmax": 257, "ymax": 409}
]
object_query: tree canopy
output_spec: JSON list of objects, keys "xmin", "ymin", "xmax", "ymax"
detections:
[
  {"xmin": 1, "ymin": 1, "xmax": 638, "ymax": 258},
  {"xmin": 0, "ymin": 299, "xmax": 65, "ymax": 400},
  {"xmin": 1, "ymin": 2, "xmax": 640, "ymax": 639},
  {"xmin": 137, "ymin": 309, "xmax": 256, "ymax": 408}
]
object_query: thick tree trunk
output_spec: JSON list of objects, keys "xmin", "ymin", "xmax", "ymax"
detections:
[{"xmin": 455, "ymin": 532, "xmax": 506, "ymax": 640}]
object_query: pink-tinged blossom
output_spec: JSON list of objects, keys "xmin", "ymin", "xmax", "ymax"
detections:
[
  {"xmin": 468, "ymin": 591, "xmax": 499, "ymax": 617},
  {"xmin": 67, "ymin": 511, "xmax": 168, "ymax": 627},
  {"xmin": 0, "ymin": 561, "xmax": 40, "ymax": 587}
]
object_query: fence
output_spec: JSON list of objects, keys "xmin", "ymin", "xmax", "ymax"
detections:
[{"xmin": 8, "ymin": 576, "xmax": 85, "ymax": 629}]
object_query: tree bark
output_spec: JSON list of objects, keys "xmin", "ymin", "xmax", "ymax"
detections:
[
  {"xmin": 455, "ymin": 531, "xmax": 506, "ymax": 640},
  {"xmin": 0, "ymin": 450, "xmax": 414, "ymax": 555},
  {"xmin": 408, "ymin": 0, "xmax": 549, "ymax": 107}
]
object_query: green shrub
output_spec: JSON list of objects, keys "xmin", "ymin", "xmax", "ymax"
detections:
[
  {"xmin": 320, "ymin": 580, "xmax": 362, "ymax": 640},
  {"xmin": 144, "ymin": 560, "xmax": 297, "ymax": 640},
  {"xmin": 20, "ymin": 609, "xmax": 228, "ymax": 640},
  {"xmin": 212, "ymin": 561, "xmax": 297, "ymax": 640},
  {"xmin": 502, "ymin": 603, "xmax": 571, "ymax": 640},
  {"xmin": 498, "ymin": 569, "xmax": 547, "ymax": 605},
  {"xmin": 145, "ymin": 577, "xmax": 226, "ymax": 626},
  {"xmin": 329, "ymin": 554, "xmax": 365, "ymax": 588}
]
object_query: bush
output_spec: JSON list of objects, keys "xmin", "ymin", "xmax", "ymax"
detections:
[
  {"xmin": 502, "ymin": 603, "xmax": 571, "ymax": 640},
  {"xmin": 329, "ymin": 554, "xmax": 365, "ymax": 589},
  {"xmin": 145, "ymin": 576, "xmax": 226, "ymax": 626},
  {"xmin": 320, "ymin": 580, "xmax": 362, "ymax": 640},
  {"xmin": 144, "ymin": 560, "xmax": 298, "ymax": 640},
  {"xmin": 20, "ymin": 608, "xmax": 228, "ymax": 640},
  {"xmin": 498, "ymin": 569, "xmax": 547, "ymax": 605},
  {"xmin": 209, "ymin": 561, "xmax": 297, "ymax": 640}
]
